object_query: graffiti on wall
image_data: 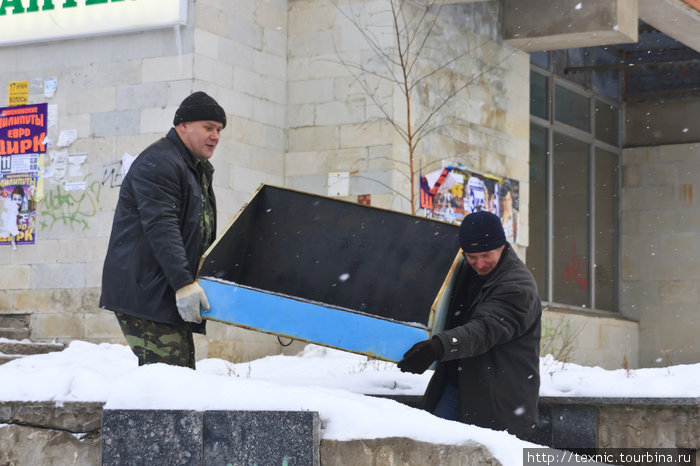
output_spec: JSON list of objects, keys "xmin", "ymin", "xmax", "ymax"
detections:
[{"xmin": 40, "ymin": 174, "xmax": 102, "ymax": 232}]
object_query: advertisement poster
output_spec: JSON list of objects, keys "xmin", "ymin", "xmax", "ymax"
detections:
[
  {"xmin": 0, "ymin": 103, "xmax": 46, "ymax": 247},
  {"xmin": 420, "ymin": 166, "xmax": 520, "ymax": 244},
  {"xmin": 0, "ymin": 174, "xmax": 37, "ymax": 247}
]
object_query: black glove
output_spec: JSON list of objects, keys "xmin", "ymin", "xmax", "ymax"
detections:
[{"xmin": 397, "ymin": 337, "xmax": 444, "ymax": 374}]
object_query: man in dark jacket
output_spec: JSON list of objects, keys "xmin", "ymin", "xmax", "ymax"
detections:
[
  {"xmin": 398, "ymin": 211, "xmax": 541, "ymax": 440},
  {"xmin": 99, "ymin": 91, "xmax": 226, "ymax": 369}
]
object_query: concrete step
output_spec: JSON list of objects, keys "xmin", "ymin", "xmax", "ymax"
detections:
[
  {"xmin": 0, "ymin": 340, "xmax": 66, "ymax": 365},
  {"xmin": 0, "ymin": 354, "xmax": 21, "ymax": 365},
  {"xmin": 0, "ymin": 314, "xmax": 30, "ymax": 340},
  {"xmin": 0, "ymin": 327, "xmax": 31, "ymax": 340}
]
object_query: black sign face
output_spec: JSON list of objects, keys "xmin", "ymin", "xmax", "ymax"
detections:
[{"xmin": 199, "ymin": 186, "xmax": 460, "ymax": 326}]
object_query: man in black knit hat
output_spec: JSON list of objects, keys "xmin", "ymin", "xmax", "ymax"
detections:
[
  {"xmin": 398, "ymin": 210, "xmax": 541, "ymax": 440},
  {"xmin": 100, "ymin": 91, "xmax": 226, "ymax": 368}
]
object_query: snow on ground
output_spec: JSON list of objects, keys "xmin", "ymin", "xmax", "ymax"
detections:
[{"xmin": 1, "ymin": 340, "xmax": 698, "ymax": 466}]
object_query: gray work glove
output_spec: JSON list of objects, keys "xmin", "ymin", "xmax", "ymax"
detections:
[{"xmin": 175, "ymin": 282, "xmax": 209, "ymax": 324}]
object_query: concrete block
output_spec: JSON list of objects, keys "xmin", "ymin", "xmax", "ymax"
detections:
[
  {"xmin": 288, "ymin": 54, "xmax": 350, "ymax": 80},
  {"xmin": 338, "ymin": 121, "xmax": 392, "ymax": 148},
  {"xmin": 287, "ymin": 103, "xmax": 315, "ymax": 127},
  {"xmin": 165, "ymin": 81, "xmax": 196, "ymax": 107},
  {"xmin": 90, "ymin": 110, "xmax": 140, "ymax": 138},
  {"xmin": 194, "ymin": 3, "xmax": 229, "ymax": 37},
  {"xmin": 290, "ymin": 125, "xmax": 339, "ymax": 152},
  {"xmin": 641, "ymin": 162, "xmax": 679, "ymax": 187},
  {"xmin": 265, "ymin": 124, "xmax": 286, "ymax": 153},
  {"xmin": 262, "ymin": 27, "xmax": 287, "ymax": 56},
  {"xmin": 9, "ymin": 240, "xmax": 59, "ymax": 265},
  {"xmin": 638, "ymin": 209, "xmax": 679, "ymax": 234},
  {"xmin": 140, "ymin": 106, "xmax": 178, "ymax": 134},
  {"xmin": 193, "ymin": 54, "xmax": 233, "ymax": 89},
  {"xmin": 0, "ymin": 291, "xmax": 11, "ymax": 312},
  {"xmin": 85, "ymin": 261, "xmax": 104, "ymax": 289},
  {"xmin": 659, "ymin": 280, "xmax": 699, "ymax": 305},
  {"xmin": 142, "ymin": 54, "xmax": 194, "ymax": 83},
  {"xmin": 285, "ymin": 151, "xmax": 329, "ymax": 176},
  {"xmin": 286, "ymin": 174, "xmax": 328, "ymax": 196},
  {"xmin": 350, "ymin": 169, "xmax": 393, "ymax": 195},
  {"xmin": 253, "ymin": 49, "xmax": 286, "ymax": 79},
  {"xmin": 316, "ymin": 99, "xmax": 365, "ymax": 125},
  {"xmin": 289, "ymin": 3, "xmax": 336, "ymax": 35},
  {"xmin": 231, "ymin": 167, "xmax": 275, "ymax": 193},
  {"xmin": 1, "ymin": 401, "xmax": 103, "ymax": 433},
  {"xmin": 228, "ymin": 17, "xmax": 263, "ymax": 50},
  {"xmin": 218, "ymin": 37, "xmax": 255, "ymax": 69},
  {"xmin": 289, "ymin": 79, "xmax": 334, "ymax": 105},
  {"xmin": 320, "ymin": 438, "xmax": 498, "ymax": 466},
  {"xmin": 253, "ymin": 99, "xmax": 287, "ymax": 128},
  {"xmin": 116, "ymin": 83, "xmax": 169, "ymax": 111},
  {"xmin": 289, "ymin": 31, "xmax": 337, "ymax": 57},
  {"xmin": 0, "ymin": 265, "xmax": 31, "ymax": 290},
  {"xmin": 110, "ymin": 30, "xmax": 166, "ymax": 61},
  {"xmin": 102, "ymin": 410, "xmax": 203, "ymax": 466},
  {"xmin": 194, "ymin": 29, "xmax": 220, "ymax": 60},
  {"xmin": 233, "ymin": 67, "xmax": 265, "ymax": 98},
  {"xmin": 30, "ymin": 312, "xmax": 84, "ymax": 339},
  {"xmin": 13, "ymin": 290, "xmax": 54, "ymax": 312},
  {"xmin": 216, "ymin": 89, "xmax": 254, "ymax": 120},
  {"xmin": 56, "ymin": 237, "xmax": 108, "ymax": 264},
  {"xmin": 0, "ymin": 424, "xmax": 100, "ymax": 466},
  {"xmin": 70, "ymin": 87, "xmax": 117, "ymax": 115},
  {"xmin": 235, "ymin": 146, "xmax": 285, "ymax": 176},
  {"xmin": 203, "ymin": 411, "xmax": 320, "ymax": 465},
  {"xmin": 51, "ymin": 113, "xmax": 92, "ymax": 141},
  {"xmin": 88, "ymin": 61, "xmax": 143, "ymax": 89},
  {"xmin": 228, "ymin": 115, "xmax": 267, "ymax": 147},
  {"xmin": 599, "ymin": 405, "xmax": 699, "ymax": 449},
  {"xmin": 503, "ymin": 0, "xmax": 637, "ymax": 52},
  {"xmin": 255, "ymin": 2, "xmax": 287, "ymax": 32},
  {"xmin": 85, "ymin": 312, "xmax": 122, "ymax": 340},
  {"xmin": 34, "ymin": 263, "xmax": 86, "ymax": 289}
]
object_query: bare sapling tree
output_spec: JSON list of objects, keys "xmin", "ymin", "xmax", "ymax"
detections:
[{"xmin": 331, "ymin": 0, "xmax": 521, "ymax": 214}]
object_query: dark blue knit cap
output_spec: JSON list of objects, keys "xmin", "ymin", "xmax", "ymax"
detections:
[{"xmin": 459, "ymin": 211, "xmax": 506, "ymax": 253}]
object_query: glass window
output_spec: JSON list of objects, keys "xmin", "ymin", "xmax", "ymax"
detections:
[
  {"xmin": 527, "ymin": 124, "xmax": 548, "ymax": 298},
  {"xmin": 595, "ymin": 100, "xmax": 619, "ymax": 146},
  {"xmin": 530, "ymin": 72, "xmax": 548, "ymax": 120},
  {"xmin": 552, "ymin": 133, "xmax": 590, "ymax": 307},
  {"xmin": 530, "ymin": 51, "xmax": 549, "ymax": 69},
  {"xmin": 529, "ymin": 58, "xmax": 620, "ymax": 312},
  {"xmin": 594, "ymin": 148, "xmax": 619, "ymax": 311},
  {"xmin": 555, "ymin": 84, "xmax": 590, "ymax": 132}
]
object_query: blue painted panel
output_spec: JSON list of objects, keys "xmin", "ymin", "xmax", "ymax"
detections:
[{"xmin": 199, "ymin": 278, "xmax": 429, "ymax": 362}]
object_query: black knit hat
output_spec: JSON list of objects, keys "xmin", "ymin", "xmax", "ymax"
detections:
[
  {"xmin": 173, "ymin": 91, "xmax": 227, "ymax": 128},
  {"xmin": 459, "ymin": 211, "xmax": 506, "ymax": 253}
]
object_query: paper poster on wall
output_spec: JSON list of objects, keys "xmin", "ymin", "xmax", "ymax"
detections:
[
  {"xmin": 0, "ymin": 103, "xmax": 47, "ymax": 246},
  {"xmin": 8, "ymin": 81, "xmax": 28, "ymax": 107},
  {"xmin": 420, "ymin": 166, "xmax": 520, "ymax": 244},
  {"xmin": 0, "ymin": 173, "xmax": 38, "ymax": 247}
]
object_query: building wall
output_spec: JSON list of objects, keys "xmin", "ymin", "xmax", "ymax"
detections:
[
  {"xmin": 621, "ymin": 142, "xmax": 700, "ymax": 367},
  {"xmin": 0, "ymin": 0, "xmax": 656, "ymax": 370},
  {"xmin": 0, "ymin": 0, "xmax": 294, "ymax": 361},
  {"xmin": 541, "ymin": 309, "xmax": 638, "ymax": 370},
  {"xmin": 624, "ymin": 97, "xmax": 700, "ymax": 148},
  {"xmin": 286, "ymin": 1, "xmax": 531, "ymax": 256}
]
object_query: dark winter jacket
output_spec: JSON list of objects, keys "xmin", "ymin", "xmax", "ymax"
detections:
[
  {"xmin": 424, "ymin": 244, "xmax": 541, "ymax": 440},
  {"xmin": 99, "ymin": 128, "xmax": 216, "ymax": 333}
]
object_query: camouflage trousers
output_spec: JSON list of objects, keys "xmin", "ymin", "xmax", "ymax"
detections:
[{"xmin": 115, "ymin": 311, "xmax": 196, "ymax": 369}]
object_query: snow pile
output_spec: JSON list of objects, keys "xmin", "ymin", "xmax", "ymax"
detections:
[{"xmin": 1, "ymin": 341, "xmax": 699, "ymax": 466}]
